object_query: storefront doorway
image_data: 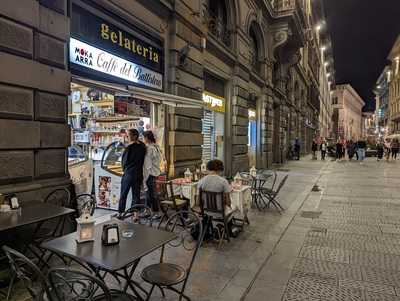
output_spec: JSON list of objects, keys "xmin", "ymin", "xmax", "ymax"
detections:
[
  {"xmin": 202, "ymin": 72, "xmax": 226, "ymax": 165},
  {"xmin": 248, "ymin": 109, "xmax": 257, "ymax": 167},
  {"xmin": 202, "ymin": 93, "xmax": 225, "ymax": 163}
]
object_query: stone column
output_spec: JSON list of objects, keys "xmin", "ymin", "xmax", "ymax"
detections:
[
  {"xmin": 231, "ymin": 84, "xmax": 250, "ymax": 175},
  {"xmin": 167, "ymin": 16, "xmax": 204, "ymax": 177},
  {"xmin": 0, "ymin": 0, "xmax": 71, "ymax": 200}
]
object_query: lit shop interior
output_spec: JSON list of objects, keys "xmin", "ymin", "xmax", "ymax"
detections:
[{"xmin": 68, "ymin": 81, "xmax": 164, "ymax": 210}]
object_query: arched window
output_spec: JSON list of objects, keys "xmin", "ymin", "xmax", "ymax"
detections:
[
  {"xmin": 249, "ymin": 22, "xmax": 264, "ymax": 74},
  {"xmin": 249, "ymin": 26, "xmax": 259, "ymax": 72},
  {"xmin": 207, "ymin": 0, "xmax": 231, "ymax": 47}
]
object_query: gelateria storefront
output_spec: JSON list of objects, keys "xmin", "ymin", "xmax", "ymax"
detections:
[{"xmin": 68, "ymin": 0, "xmax": 203, "ymax": 210}]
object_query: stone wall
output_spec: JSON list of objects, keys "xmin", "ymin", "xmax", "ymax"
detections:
[
  {"xmin": 0, "ymin": 0, "xmax": 70, "ymax": 200},
  {"xmin": 167, "ymin": 13, "xmax": 204, "ymax": 177}
]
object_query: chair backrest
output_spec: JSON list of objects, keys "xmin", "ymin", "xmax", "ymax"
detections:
[
  {"xmin": 198, "ymin": 189, "xmax": 225, "ymax": 218},
  {"xmin": 73, "ymin": 194, "xmax": 96, "ymax": 216},
  {"xmin": 275, "ymin": 174, "xmax": 289, "ymax": 195},
  {"xmin": 48, "ymin": 268, "xmax": 112, "ymax": 301},
  {"xmin": 156, "ymin": 180, "xmax": 176, "ymax": 200},
  {"xmin": 163, "ymin": 211, "xmax": 204, "ymax": 294},
  {"xmin": 120, "ymin": 204, "xmax": 153, "ymax": 226},
  {"xmin": 44, "ymin": 188, "xmax": 71, "ymax": 207},
  {"xmin": 269, "ymin": 171, "xmax": 278, "ymax": 191},
  {"xmin": 2, "ymin": 246, "xmax": 52, "ymax": 301}
]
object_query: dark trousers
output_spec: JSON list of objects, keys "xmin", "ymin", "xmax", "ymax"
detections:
[
  {"xmin": 321, "ymin": 150, "xmax": 326, "ymax": 160},
  {"xmin": 392, "ymin": 148, "xmax": 398, "ymax": 159},
  {"xmin": 145, "ymin": 175, "xmax": 159, "ymax": 212},
  {"xmin": 119, "ymin": 172, "xmax": 141, "ymax": 213}
]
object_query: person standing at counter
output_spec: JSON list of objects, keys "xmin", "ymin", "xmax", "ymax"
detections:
[
  {"xmin": 143, "ymin": 131, "xmax": 162, "ymax": 218},
  {"xmin": 119, "ymin": 129, "xmax": 146, "ymax": 214}
]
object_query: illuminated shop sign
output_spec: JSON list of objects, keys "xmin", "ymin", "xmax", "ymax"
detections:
[
  {"xmin": 248, "ymin": 109, "xmax": 256, "ymax": 120},
  {"xmin": 70, "ymin": 38, "xmax": 163, "ymax": 90},
  {"xmin": 71, "ymin": 4, "xmax": 163, "ymax": 90},
  {"xmin": 202, "ymin": 92, "xmax": 225, "ymax": 112}
]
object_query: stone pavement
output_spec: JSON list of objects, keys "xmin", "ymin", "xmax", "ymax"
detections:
[
  {"xmin": 12, "ymin": 157, "xmax": 400, "ymax": 301},
  {"xmin": 245, "ymin": 158, "xmax": 400, "ymax": 301},
  {"xmin": 3, "ymin": 156, "xmax": 325, "ymax": 301}
]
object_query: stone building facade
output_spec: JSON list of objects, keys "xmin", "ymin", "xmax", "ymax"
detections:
[
  {"xmin": 374, "ymin": 66, "xmax": 390, "ymax": 136},
  {"xmin": 332, "ymin": 84, "xmax": 365, "ymax": 140},
  {"xmin": 387, "ymin": 35, "xmax": 400, "ymax": 135},
  {"xmin": 0, "ymin": 0, "xmax": 331, "ymax": 200}
]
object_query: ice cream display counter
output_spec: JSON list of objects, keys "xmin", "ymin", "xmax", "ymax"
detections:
[
  {"xmin": 94, "ymin": 142, "xmax": 132, "ymax": 210},
  {"xmin": 68, "ymin": 145, "xmax": 93, "ymax": 195}
]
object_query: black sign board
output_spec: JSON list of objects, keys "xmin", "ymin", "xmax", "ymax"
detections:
[{"xmin": 71, "ymin": 4, "xmax": 163, "ymax": 75}]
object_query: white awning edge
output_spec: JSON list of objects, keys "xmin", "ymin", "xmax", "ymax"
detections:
[{"xmin": 71, "ymin": 76, "xmax": 204, "ymax": 108}]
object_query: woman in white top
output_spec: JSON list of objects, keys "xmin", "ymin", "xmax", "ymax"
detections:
[{"xmin": 143, "ymin": 131, "xmax": 162, "ymax": 214}]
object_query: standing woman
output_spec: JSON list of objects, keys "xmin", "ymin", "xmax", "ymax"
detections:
[
  {"xmin": 119, "ymin": 129, "xmax": 146, "ymax": 214},
  {"xmin": 143, "ymin": 131, "xmax": 162, "ymax": 216}
]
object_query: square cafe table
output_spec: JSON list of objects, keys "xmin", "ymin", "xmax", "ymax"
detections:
[
  {"xmin": 41, "ymin": 219, "xmax": 177, "ymax": 300},
  {"xmin": 0, "ymin": 202, "xmax": 75, "ymax": 232}
]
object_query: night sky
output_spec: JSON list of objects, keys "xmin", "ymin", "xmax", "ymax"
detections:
[{"xmin": 324, "ymin": 0, "xmax": 400, "ymax": 111}]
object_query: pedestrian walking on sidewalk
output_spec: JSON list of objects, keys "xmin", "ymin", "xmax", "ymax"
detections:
[
  {"xmin": 347, "ymin": 140, "xmax": 356, "ymax": 161},
  {"xmin": 356, "ymin": 140, "xmax": 366, "ymax": 163},
  {"xmin": 312, "ymin": 139, "xmax": 318, "ymax": 160},
  {"xmin": 320, "ymin": 139, "xmax": 327, "ymax": 160},
  {"xmin": 377, "ymin": 141, "xmax": 384, "ymax": 161},
  {"xmin": 385, "ymin": 139, "xmax": 391, "ymax": 162},
  {"xmin": 391, "ymin": 138, "xmax": 399, "ymax": 160},
  {"xmin": 294, "ymin": 138, "xmax": 301, "ymax": 160},
  {"xmin": 336, "ymin": 140, "xmax": 344, "ymax": 161}
]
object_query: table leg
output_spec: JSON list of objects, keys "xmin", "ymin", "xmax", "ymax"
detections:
[{"xmin": 122, "ymin": 264, "xmax": 148, "ymax": 301}]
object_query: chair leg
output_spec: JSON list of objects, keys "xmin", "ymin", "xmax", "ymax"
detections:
[
  {"xmin": 145, "ymin": 284, "xmax": 155, "ymax": 301},
  {"xmin": 6, "ymin": 272, "xmax": 15, "ymax": 301},
  {"xmin": 217, "ymin": 228, "xmax": 225, "ymax": 249},
  {"xmin": 158, "ymin": 285, "xmax": 165, "ymax": 297}
]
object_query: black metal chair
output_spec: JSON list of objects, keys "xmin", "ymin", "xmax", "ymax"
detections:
[
  {"xmin": 120, "ymin": 204, "xmax": 153, "ymax": 226},
  {"xmin": 27, "ymin": 188, "xmax": 73, "ymax": 267},
  {"xmin": 156, "ymin": 180, "xmax": 189, "ymax": 227},
  {"xmin": 48, "ymin": 268, "xmax": 137, "ymax": 301},
  {"xmin": 198, "ymin": 189, "xmax": 235, "ymax": 247},
  {"xmin": 240, "ymin": 172, "xmax": 268, "ymax": 211},
  {"xmin": 72, "ymin": 193, "xmax": 96, "ymax": 216},
  {"xmin": 2, "ymin": 245, "xmax": 54, "ymax": 301},
  {"xmin": 263, "ymin": 174, "xmax": 289, "ymax": 212},
  {"xmin": 141, "ymin": 211, "xmax": 204, "ymax": 301}
]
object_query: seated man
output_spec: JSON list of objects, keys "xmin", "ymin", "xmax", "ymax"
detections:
[{"xmin": 197, "ymin": 159, "xmax": 236, "ymax": 216}]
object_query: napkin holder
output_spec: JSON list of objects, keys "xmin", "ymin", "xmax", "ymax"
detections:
[{"xmin": 102, "ymin": 223, "xmax": 120, "ymax": 246}]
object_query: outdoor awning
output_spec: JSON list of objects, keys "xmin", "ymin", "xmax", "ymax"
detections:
[
  {"xmin": 72, "ymin": 76, "xmax": 204, "ymax": 108},
  {"xmin": 386, "ymin": 134, "xmax": 400, "ymax": 139}
]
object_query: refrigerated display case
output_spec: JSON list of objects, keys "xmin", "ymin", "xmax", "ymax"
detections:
[
  {"xmin": 94, "ymin": 142, "xmax": 132, "ymax": 210},
  {"xmin": 68, "ymin": 145, "xmax": 93, "ymax": 195}
]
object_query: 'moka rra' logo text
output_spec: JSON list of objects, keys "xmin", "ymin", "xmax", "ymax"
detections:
[{"xmin": 74, "ymin": 48, "xmax": 93, "ymax": 66}]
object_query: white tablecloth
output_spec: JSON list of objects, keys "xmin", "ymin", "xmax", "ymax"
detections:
[
  {"xmin": 230, "ymin": 185, "xmax": 251, "ymax": 220},
  {"xmin": 173, "ymin": 182, "xmax": 251, "ymax": 221},
  {"xmin": 173, "ymin": 182, "xmax": 198, "ymax": 208}
]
